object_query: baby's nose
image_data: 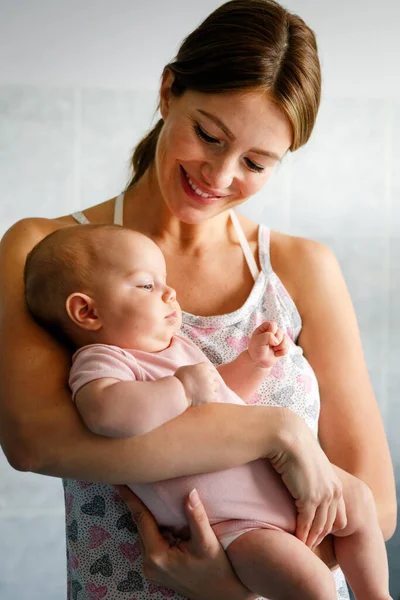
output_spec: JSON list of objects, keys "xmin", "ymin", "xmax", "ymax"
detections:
[{"xmin": 163, "ymin": 286, "xmax": 176, "ymax": 302}]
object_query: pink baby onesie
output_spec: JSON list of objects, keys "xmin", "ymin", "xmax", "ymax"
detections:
[{"xmin": 69, "ymin": 334, "xmax": 297, "ymax": 548}]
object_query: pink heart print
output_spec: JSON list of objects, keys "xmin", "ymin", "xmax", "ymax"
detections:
[
  {"xmin": 225, "ymin": 336, "xmax": 251, "ymax": 353},
  {"xmin": 248, "ymin": 392, "xmax": 262, "ymax": 405},
  {"xmin": 270, "ymin": 361, "xmax": 285, "ymax": 380},
  {"xmin": 120, "ymin": 541, "xmax": 141, "ymax": 563},
  {"xmin": 88, "ymin": 525, "xmax": 111, "ymax": 549},
  {"xmin": 65, "ymin": 493, "xmax": 74, "ymax": 516},
  {"xmin": 86, "ymin": 583, "xmax": 108, "ymax": 600},
  {"xmin": 148, "ymin": 583, "xmax": 175, "ymax": 597},
  {"xmin": 70, "ymin": 552, "xmax": 79, "ymax": 570},
  {"xmin": 78, "ymin": 481, "xmax": 93, "ymax": 489},
  {"xmin": 266, "ymin": 281, "xmax": 276, "ymax": 296},
  {"xmin": 297, "ymin": 373, "xmax": 313, "ymax": 393},
  {"xmin": 190, "ymin": 326, "xmax": 218, "ymax": 339}
]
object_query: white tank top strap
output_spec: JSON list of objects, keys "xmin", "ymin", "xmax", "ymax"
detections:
[
  {"xmin": 71, "ymin": 193, "xmax": 124, "ymax": 226},
  {"xmin": 228, "ymin": 209, "xmax": 260, "ymax": 281},
  {"xmin": 71, "ymin": 211, "xmax": 90, "ymax": 224},
  {"xmin": 114, "ymin": 192, "xmax": 124, "ymax": 225}
]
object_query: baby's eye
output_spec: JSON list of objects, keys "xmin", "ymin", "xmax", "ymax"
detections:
[{"xmin": 139, "ymin": 283, "xmax": 154, "ymax": 291}]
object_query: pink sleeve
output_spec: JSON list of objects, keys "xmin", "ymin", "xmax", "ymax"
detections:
[{"xmin": 69, "ymin": 344, "xmax": 141, "ymax": 401}]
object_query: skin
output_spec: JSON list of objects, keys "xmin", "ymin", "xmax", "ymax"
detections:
[
  {"xmin": 0, "ymin": 68, "xmax": 396, "ymax": 598},
  {"xmin": 66, "ymin": 231, "xmax": 183, "ymax": 351}
]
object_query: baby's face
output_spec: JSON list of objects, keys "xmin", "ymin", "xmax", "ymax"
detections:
[{"xmin": 93, "ymin": 231, "xmax": 182, "ymax": 351}]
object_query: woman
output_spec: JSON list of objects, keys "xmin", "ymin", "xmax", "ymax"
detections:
[{"xmin": 0, "ymin": 1, "xmax": 396, "ymax": 599}]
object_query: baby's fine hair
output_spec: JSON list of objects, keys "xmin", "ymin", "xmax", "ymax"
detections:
[{"xmin": 24, "ymin": 223, "xmax": 126, "ymax": 346}]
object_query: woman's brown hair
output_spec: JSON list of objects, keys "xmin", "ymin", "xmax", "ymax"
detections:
[{"xmin": 127, "ymin": 0, "xmax": 321, "ymax": 188}]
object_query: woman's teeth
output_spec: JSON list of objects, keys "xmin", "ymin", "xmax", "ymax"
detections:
[{"xmin": 185, "ymin": 172, "xmax": 215, "ymax": 198}]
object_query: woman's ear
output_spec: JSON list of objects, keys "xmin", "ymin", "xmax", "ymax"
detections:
[
  {"xmin": 65, "ymin": 293, "xmax": 102, "ymax": 331},
  {"xmin": 159, "ymin": 68, "xmax": 175, "ymax": 120}
]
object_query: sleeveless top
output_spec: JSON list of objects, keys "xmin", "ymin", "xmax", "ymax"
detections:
[{"xmin": 65, "ymin": 194, "xmax": 349, "ymax": 600}]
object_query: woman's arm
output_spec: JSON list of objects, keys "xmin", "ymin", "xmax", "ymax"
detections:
[
  {"xmin": 284, "ymin": 235, "xmax": 397, "ymax": 541},
  {"xmin": 0, "ymin": 218, "xmax": 308, "ymax": 486}
]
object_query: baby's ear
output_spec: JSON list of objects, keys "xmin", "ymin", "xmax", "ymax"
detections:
[{"xmin": 65, "ymin": 293, "xmax": 102, "ymax": 331}]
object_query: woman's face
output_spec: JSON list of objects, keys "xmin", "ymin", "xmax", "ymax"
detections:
[{"xmin": 154, "ymin": 71, "xmax": 293, "ymax": 224}]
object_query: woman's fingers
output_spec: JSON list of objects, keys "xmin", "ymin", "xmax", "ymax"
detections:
[
  {"xmin": 313, "ymin": 498, "xmax": 337, "ymax": 549},
  {"xmin": 113, "ymin": 485, "xmax": 167, "ymax": 555},
  {"xmin": 295, "ymin": 504, "xmax": 316, "ymax": 544},
  {"xmin": 184, "ymin": 489, "xmax": 220, "ymax": 557},
  {"xmin": 331, "ymin": 495, "xmax": 347, "ymax": 533},
  {"xmin": 306, "ymin": 501, "xmax": 329, "ymax": 549}
]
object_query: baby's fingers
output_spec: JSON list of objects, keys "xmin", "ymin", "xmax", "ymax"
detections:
[
  {"xmin": 272, "ymin": 328, "xmax": 284, "ymax": 345},
  {"xmin": 273, "ymin": 333, "xmax": 289, "ymax": 356},
  {"xmin": 253, "ymin": 321, "xmax": 278, "ymax": 336}
]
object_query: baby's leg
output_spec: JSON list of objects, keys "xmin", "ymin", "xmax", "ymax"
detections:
[
  {"xmin": 332, "ymin": 465, "xmax": 391, "ymax": 599},
  {"xmin": 226, "ymin": 528, "xmax": 337, "ymax": 600}
]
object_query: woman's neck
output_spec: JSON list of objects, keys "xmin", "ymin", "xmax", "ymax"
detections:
[{"xmin": 123, "ymin": 168, "xmax": 231, "ymax": 255}]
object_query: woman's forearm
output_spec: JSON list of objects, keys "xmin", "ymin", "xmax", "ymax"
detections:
[{"xmin": 19, "ymin": 392, "xmax": 286, "ymax": 483}]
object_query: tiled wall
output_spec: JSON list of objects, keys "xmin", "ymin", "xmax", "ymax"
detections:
[{"xmin": 0, "ymin": 86, "xmax": 398, "ymax": 598}]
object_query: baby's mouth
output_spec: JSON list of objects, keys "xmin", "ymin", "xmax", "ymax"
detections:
[{"xmin": 165, "ymin": 311, "xmax": 178, "ymax": 320}]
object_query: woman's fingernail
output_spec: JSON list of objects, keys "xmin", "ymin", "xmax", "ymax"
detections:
[{"xmin": 189, "ymin": 488, "xmax": 200, "ymax": 508}]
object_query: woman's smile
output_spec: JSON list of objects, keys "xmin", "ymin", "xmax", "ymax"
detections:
[{"xmin": 180, "ymin": 165, "xmax": 225, "ymax": 207}]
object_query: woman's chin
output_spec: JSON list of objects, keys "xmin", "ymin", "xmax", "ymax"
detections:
[{"xmin": 167, "ymin": 201, "xmax": 222, "ymax": 225}]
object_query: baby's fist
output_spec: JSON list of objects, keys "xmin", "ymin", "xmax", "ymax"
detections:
[
  {"xmin": 174, "ymin": 363, "xmax": 220, "ymax": 407},
  {"xmin": 248, "ymin": 321, "xmax": 289, "ymax": 369}
]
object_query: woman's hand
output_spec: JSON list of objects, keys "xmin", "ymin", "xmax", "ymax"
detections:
[
  {"xmin": 267, "ymin": 408, "xmax": 345, "ymax": 549},
  {"xmin": 114, "ymin": 486, "xmax": 258, "ymax": 600}
]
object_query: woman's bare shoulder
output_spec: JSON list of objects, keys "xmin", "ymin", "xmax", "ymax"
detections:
[
  {"xmin": 269, "ymin": 230, "xmax": 335, "ymax": 306},
  {"xmin": 0, "ymin": 216, "xmax": 72, "ymax": 263},
  {"xmin": 1, "ymin": 194, "xmax": 115, "ymax": 256}
]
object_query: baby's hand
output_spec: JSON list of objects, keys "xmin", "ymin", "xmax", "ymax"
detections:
[
  {"xmin": 247, "ymin": 321, "xmax": 289, "ymax": 369},
  {"xmin": 174, "ymin": 363, "xmax": 220, "ymax": 407}
]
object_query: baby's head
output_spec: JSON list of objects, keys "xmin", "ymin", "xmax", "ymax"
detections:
[{"xmin": 24, "ymin": 224, "xmax": 182, "ymax": 351}]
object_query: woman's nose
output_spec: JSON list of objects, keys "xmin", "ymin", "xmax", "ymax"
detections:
[{"xmin": 201, "ymin": 154, "xmax": 237, "ymax": 191}]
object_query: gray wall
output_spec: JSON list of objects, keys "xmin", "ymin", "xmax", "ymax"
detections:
[{"xmin": 0, "ymin": 1, "xmax": 399, "ymax": 598}]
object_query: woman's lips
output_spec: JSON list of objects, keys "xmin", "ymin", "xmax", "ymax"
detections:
[{"xmin": 180, "ymin": 166, "xmax": 223, "ymax": 206}]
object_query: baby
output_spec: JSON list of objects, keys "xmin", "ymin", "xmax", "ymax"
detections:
[{"xmin": 24, "ymin": 223, "xmax": 391, "ymax": 600}]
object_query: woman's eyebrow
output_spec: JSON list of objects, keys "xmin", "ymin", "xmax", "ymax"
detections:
[
  {"xmin": 196, "ymin": 109, "xmax": 281, "ymax": 161},
  {"xmin": 197, "ymin": 109, "xmax": 235, "ymax": 140}
]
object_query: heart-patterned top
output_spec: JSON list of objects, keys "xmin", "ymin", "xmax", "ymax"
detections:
[{"xmin": 65, "ymin": 206, "xmax": 350, "ymax": 600}]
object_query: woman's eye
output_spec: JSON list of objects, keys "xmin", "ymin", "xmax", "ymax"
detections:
[
  {"xmin": 245, "ymin": 158, "xmax": 265, "ymax": 173},
  {"xmin": 194, "ymin": 124, "xmax": 220, "ymax": 145}
]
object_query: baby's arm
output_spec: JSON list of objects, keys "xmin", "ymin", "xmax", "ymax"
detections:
[
  {"xmin": 70, "ymin": 345, "xmax": 189, "ymax": 438},
  {"xmin": 217, "ymin": 321, "xmax": 289, "ymax": 402},
  {"xmin": 75, "ymin": 376, "xmax": 189, "ymax": 438}
]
